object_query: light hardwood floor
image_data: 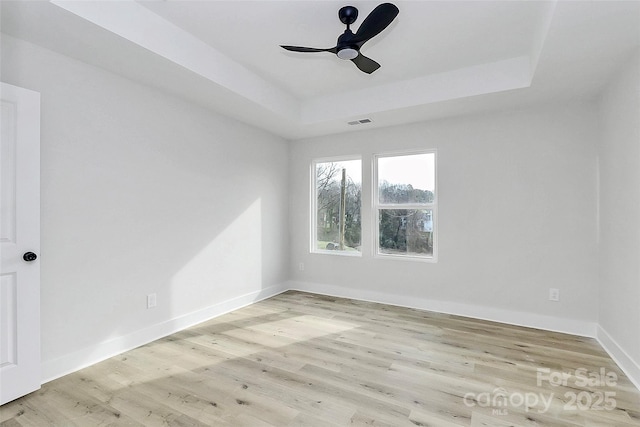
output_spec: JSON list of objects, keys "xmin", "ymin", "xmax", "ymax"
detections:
[{"xmin": 1, "ymin": 291, "xmax": 639, "ymax": 426}]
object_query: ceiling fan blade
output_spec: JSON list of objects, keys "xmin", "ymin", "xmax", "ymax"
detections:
[
  {"xmin": 281, "ymin": 45, "xmax": 337, "ymax": 53},
  {"xmin": 353, "ymin": 3, "xmax": 399, "ymax": 46},
  {"xmin": 351, "ymin": 53, "xmax": 381, "ymax": 74}
]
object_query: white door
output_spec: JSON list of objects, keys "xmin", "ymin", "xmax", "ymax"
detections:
[{"xmin": 0, "ymin": 82, "xmax": 41, "ymax": 405}]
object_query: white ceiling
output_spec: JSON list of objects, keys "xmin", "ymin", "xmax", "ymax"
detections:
[
  {"xmin": 2, "ymin": 1, "xmax": 639, "ymax": 140},
  {"xmin": 140, "ymin": 1, "xmax": 543, "ymax": 99}
]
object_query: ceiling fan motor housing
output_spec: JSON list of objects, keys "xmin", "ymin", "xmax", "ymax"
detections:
[{"xmin": 336, "ymin": 30, "xmax": 359, "ymax": 59}]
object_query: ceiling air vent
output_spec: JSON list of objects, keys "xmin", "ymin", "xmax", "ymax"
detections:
[{"xmin": 348, "ymin": 118, "xmax": 373, "ymax": 126}]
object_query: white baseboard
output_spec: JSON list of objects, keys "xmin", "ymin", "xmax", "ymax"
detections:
[
  {"xmin": 41, "ymin": 283, "xmax": 288, "ymax": 384},
  {"xmin": 596, "ymin": 325, "xmax": 640, "ymax": 391},
  {"xmin": 286, "ymin": 280, "xmax": 598, "ymax": 337}
]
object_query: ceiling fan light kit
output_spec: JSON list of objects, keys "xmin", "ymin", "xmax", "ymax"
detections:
[
  {"xmin": 280, "ymin": 3, "xmax": 399, "ymax": 74},
  {"xmin": 337, "ymin": 48, "xmax": 358, "ymax": 60}
]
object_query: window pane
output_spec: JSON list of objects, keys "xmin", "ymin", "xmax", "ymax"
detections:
[
  {"xmin": 378, "ymin": 209, "xmax": 433, "ymax": 257},
  {"xmin": 378, "ymin": 153, "xmax": 435, "ymax": 204},
  {"xmin": 315, "ymin": 160, "xmax": 361, "ymax": 252}
]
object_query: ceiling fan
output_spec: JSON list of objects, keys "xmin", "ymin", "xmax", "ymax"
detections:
[{"xmin": 280, "ymin": 3, "xmax": 399, "ymax": 74}]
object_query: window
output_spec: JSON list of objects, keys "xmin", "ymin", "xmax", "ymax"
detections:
[
  {"xmin": 312, "ymin": 158, "xmax": 362, "ymax": 254},
  {"xmin": 374, "ymin": 152, "xmax": 436, "ymax": 259}
]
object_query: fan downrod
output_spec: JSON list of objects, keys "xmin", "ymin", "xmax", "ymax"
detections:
[{"xmin": 338, "ymin": 6, "xmax": 358, "ymax": 27}]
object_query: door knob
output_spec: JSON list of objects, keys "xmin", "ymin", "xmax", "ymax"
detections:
[{"xmin": 23, "ymin": 252, "xmax": 38, "ymax": 262}]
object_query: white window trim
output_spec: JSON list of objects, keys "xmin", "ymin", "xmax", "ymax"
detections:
[
  {"xmin": 372, "ymin": 150, "xmax": 438, "ymax": 262},
  {"xmin": 310, "ymin": 155, "xmax": 363, "ymax": 256}
]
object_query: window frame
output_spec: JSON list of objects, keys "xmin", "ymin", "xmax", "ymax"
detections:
[
  {"xmin": 373, "ymin": 150, "xmax": 438, "ymax": 262},
  {"xmin": 310, "ymin": 155, "xmax": 363, "ymax": 257}
]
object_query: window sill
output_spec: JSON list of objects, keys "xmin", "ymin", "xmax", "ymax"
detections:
[
  {"xmin": 375, "ymin": 253, "xmax": 438, "ymax": 263},
  {"xmin": 311, "ymin": 250, "xmax": 362, "ymax": 257}
]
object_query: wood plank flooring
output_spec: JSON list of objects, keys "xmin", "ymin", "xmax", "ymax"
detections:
[{"xmin": 1, "ymin": 291, "xmax": 639, "ymax": 426}]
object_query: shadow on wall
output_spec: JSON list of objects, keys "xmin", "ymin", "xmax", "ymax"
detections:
[{"xmin": 33, "ymin": 57, "xmax": 289, "ymax": 368}]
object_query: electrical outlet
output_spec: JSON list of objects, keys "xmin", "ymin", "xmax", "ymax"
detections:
[
  {"xmin": 549, "ymin": 288, "xmax": 560, "ymax": 302},
  {"xmin": 299, "ymin": 262, "xmax": 305, "ymax": 271},
  {"xmin": 147, "ymin": 293, "xmax": 157, "ymax": 309}
]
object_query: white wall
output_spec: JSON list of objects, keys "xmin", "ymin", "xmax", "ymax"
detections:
[
  {"xmin": 598, "ymin": 50, "xmax": 640, "ymax": 384},
  {"xmin": 1, "ymin": 35, "xmax": 290, "ymax": 381},
  {"xmin": 289, "ymin": 104, "xmax": 600, "ymax": 334}
]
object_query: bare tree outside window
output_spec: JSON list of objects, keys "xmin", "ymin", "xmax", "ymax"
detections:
[{"xmin": 314, "ymin": 159, "xmax": 361, "ymax": 253}]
